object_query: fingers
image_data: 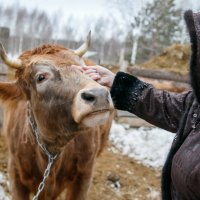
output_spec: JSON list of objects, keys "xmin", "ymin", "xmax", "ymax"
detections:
[
  {"xmin": 71, "ymin": 65, "xmax": 84, "ymax": 73},
  {"xmin": 83, "ymin": 68, "xmax": 100, "ymax": 81},
  {"xmin": 84, "ymin": 68, "xmax": 97, "ymax": 75},
  {"xmin": 71, "ymin": 65, "xmax": 113, "ymax": 87},
  {"xmin": 83, "ymin": 65, "xmax": 104, "ymax": 74},
  {"xmin": 71, "ymin": 65, "xmax": 100, "ymax": 80},
  {"xmin": 89, "ymin": 73, "xmax": 101, "ymax": 81},
  {"xmin": 97, "ymin": 79, "xmax": 110, "ymax": 88},
  {"xmin": 82, "ymin": 65, "xmax": 97, "ymax": 70},
  {"xmin": 71, "ymin": 65, "xmax": 98, "ymax": 74}
]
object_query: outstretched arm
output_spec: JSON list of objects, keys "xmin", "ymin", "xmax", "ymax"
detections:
[
  {"xmin": 110, "ymin": 71, "xmax": 192, "ymax": 133},
  {"xmin": 81, "ymin": 65, "xmax": 193, "ymax": 133}
]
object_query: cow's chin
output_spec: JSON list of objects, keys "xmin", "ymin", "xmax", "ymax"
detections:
[{"xmin": 81, "ymin": 111, "xmax": 110, "ymax": 127}]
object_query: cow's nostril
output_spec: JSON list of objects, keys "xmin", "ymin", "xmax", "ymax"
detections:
[{"xmin": 81, "ymin": 92, "xmax": 96, "ymax": 103}]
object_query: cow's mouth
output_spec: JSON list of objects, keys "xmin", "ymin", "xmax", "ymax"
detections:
[
  {"xmin": 81, "ymin": 109, "xmax": 111, "ymax": 127},
  {"xmin": 86, "ymin": 109, "xmax": 110, "ymax": 116}
]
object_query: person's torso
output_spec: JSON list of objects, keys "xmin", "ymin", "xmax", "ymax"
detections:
[{"xmin": 171, "ymin": 103, "xmax": 200, "ymax": 200}]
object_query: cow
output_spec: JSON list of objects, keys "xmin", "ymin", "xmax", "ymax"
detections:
[{"xmin": 0, "ymin": 33, "xmax": 114, "ymax": 200}]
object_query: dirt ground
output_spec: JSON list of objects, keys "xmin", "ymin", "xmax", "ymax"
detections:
[{"xmin": 0, "ymin": 135, "xmax": 161, "ymax": 200}]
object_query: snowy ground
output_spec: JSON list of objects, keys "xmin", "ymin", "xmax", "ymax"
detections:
[
  {"xmin": 110, "ymin": 121, "xmax": 175, "ymax": 169},
  {"xmin": 0, "ymin": 120, "xmax": 175, "ymax": 199},
  {"xmin": 0, "ymin": 173, "xmax": 9, "ymax": 200}
]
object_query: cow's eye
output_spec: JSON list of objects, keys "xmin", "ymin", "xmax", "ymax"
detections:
[{"xmin": 36, "ymin": 74, "xmax": 46, "ymax": 83}]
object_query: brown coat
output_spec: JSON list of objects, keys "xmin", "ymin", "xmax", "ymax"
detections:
[{"xmin": 111, "ymin": 71, "xmax": 200, "ymax": 200}]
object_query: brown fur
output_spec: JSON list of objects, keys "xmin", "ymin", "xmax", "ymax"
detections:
[{"xmin": 1, "ymin": 44, "xmax": 114, "ymax": 200}]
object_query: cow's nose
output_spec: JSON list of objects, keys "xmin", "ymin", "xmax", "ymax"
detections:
[
  {"xmin": 81, "ymin": 88, "xmax": 109, "ymax": 105},
  {"xmin": 81, "ymin": 92, "xmax": 96, "ymax": 104}
]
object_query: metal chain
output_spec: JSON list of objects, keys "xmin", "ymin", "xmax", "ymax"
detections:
[
  {"xmin": 27, "ymin": 102, "xmax": 58, "ymax": 200},
  {"xmin": 32, "ymin": 154, "xmax": 56, "ymax": 200}
]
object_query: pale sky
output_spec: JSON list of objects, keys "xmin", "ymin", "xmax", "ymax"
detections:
[
  {"xmin": 0, "ymin": 0, "xmax": 113, "ymax": 39},
  {"xmin": 0, "ymin": 0, "xmax": 200, "ymax": 16},
  {"xmin": 0, "ymin": 0, "xmax": 199, "ymax": 21},
  {"xmin": 0, "ymin": 0, "xmax": 153, "ymax": 23},
  {"xmin": 0, "ymin": 0, "xmax": 108, "ymax": 19},
  {"xmin": 0, "ymin": 0, "xmax": 199, "ymax": 40}
]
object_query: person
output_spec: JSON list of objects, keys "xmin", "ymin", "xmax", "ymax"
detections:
[{"xmin": 75, "ymin": 10, "xmax": 200, "ymax": 200}]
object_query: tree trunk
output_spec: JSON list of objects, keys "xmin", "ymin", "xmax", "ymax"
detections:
[{"xmin": 127, "ymin": 66, "xmax": 190, "ymax": 83}]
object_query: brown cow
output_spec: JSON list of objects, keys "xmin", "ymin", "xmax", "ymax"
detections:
[{"xmin": 0, "ymin": 34, "xmax": 114, "ymax": 200}]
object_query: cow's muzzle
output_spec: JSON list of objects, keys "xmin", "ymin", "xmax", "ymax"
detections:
[
  {"xmin": 81, "ymin": 88, "xmax": 110, "ymax": 106},
  {"xmin": 72, "ymin": 86, "xmax": 114, "ymax": 127}
]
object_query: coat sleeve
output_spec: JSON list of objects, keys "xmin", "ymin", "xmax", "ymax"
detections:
[{"xmin": 110, "ymin": 72, "xmax": 193, "ymax": 133}]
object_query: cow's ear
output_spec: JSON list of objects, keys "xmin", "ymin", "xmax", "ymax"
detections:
[{"xmin": 0, "ymin": 81, "xmax": 23, "ymax": 104}]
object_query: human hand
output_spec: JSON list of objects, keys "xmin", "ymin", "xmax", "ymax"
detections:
[{"xmin": 83, "ymin": 65, "xmax": 115, "ymax": 88}]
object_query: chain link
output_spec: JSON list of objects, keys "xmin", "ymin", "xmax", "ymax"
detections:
[
  {"xmin": 32, "ymin": 154, "xmax": 56, "ymax": 200},
  {"xmin": 27, "ymin": 102, "xmax": 58, "ymax": 200}
]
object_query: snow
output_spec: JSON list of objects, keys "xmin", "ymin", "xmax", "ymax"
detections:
[
  {"xmin": 0, "ymin": 121, "xmax": 175, "ymax": 198},
  {"xmin": 0, "ymin": 173, "xmax": 10, "ymax": 200},
  {"xmin": 0, "ymin": 188, "xmax": 9, "ymax": 200},
  {"xmin": 109, "ymin": 121, "xmax": 175, "ymax": 168}
]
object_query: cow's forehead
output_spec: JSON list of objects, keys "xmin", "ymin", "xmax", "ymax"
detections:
[
  {"xmin": 19, "ymin": 44, "xmax": 69, "ymax": 59},
  {"xmin": 19, "ymin": 44, "xmax": 81, "ymax": 67},
  {"xmin": 27, "ymin": 54, "xmax": 80, "ymax": 69}
]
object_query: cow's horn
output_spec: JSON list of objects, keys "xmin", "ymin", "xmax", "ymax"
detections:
[
  {"xmin": 0, "ymin": 43, "xmax": 22, "ymax": 69},
  {"xmin": 74, "ymin": 31, "xmax": 91, "ymax": 57}
]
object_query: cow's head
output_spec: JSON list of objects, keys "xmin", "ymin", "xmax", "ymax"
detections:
[{"xmin": 0, "ymin": 33, "xmax": 114, "ymax": 151}]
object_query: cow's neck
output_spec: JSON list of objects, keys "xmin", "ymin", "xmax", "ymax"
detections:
[
  {"xmin": 27, "ymin": 101, "xmax": 93, "ymax": 155},
  {"xmin": 27, "ymin": 101, "xmax": 60, "ymax": 156}
]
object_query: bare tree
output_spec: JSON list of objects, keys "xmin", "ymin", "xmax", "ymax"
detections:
[
  {"xmin": 62, "ymin": 15, "xmax": 77, "ymax": 41},
  {"xmin": 107, "ymin": 0, "xmax": 145, "ymax": 64},
  {"xmin": 15, "ymin": 7, "xmax": 28, "ymax": 36},
  {"xmin": 4, "ymin": 6, "xmax": 14, "ymax": 25}
]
